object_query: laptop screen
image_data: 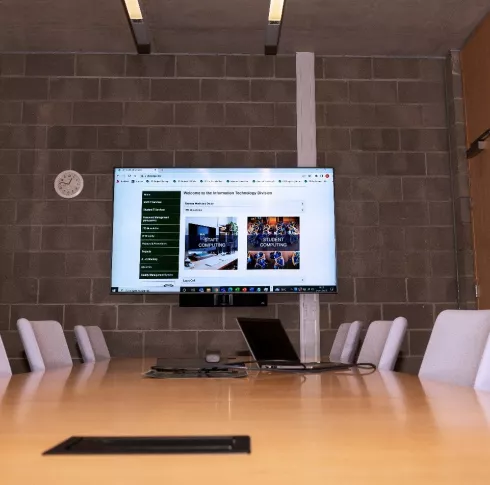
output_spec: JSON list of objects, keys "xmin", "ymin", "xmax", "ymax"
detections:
[{"xmin": 236, "ymin": 318, "xmax": 300, "ymax": 363}]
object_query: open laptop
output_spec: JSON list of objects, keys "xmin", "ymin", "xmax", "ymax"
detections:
[{"xmin": 235, "ymin": 317, "xmax": 351, "ymax": 371}]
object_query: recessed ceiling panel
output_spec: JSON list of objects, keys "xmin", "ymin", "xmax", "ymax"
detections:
[
  {"xmin": 281, "ymin": 0, "xmax": 490, "ymax": 55},
  {"xmin": 143, "ymin": 0, "xmax": 267, "ymax": 53},
  {"xmin": 0, "ymin": 0, "xmax": 134, "ymax": 51}
]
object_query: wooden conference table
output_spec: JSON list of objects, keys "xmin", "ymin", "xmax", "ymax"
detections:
[{"xmin": 2, "ymin": 359, "xmax": 490, "ymax": 484}]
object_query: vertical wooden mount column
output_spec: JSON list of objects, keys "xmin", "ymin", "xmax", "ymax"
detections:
[{"xmin": 296, "ymin": 52, "xmax": 320, "ymax": 363}]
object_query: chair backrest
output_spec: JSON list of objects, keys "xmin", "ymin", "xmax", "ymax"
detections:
[
  {"xmin": 340, "ymin": 320, "xmax": 363, "ymax": 364},
  {"xmin": 357, "ymin": 321, "xmax": 392, "ymax": 366},
  {"xmin": 86, "ymin": 326, "xmax": 111, "ymax": 361},
  {"xmin": 419, "ymin": 310, "xmax": 490, "ymax": 387},
  {"xmin": 329, "ymin": 323, "xmax": 351, "ymax": 362},
  {"xmin": 74, "ymin": 326, "xmax": 96, "ymax": 363},
  {"xmin": 475, "ymin": 333, "xmax": 490, "ymax": 391},
  {"xmin": 0, "ymin": 335, "xmax": 12, "ymax": 377},
  {"xmin": 378, "ymin": 317, "xmax": 408, "ymax": 371},
  {"xmin": 357, "ymin": 318, "xmax": 407, "ymax": 370},
  {"xmin": 17, "ymin": 318, "xmax": 45, "ymax": 372},
  {"xmin": 330, "ymin": 321, "xmax": 364, "ymax": 364},
  {"xmin": 17, "ymin": 318, "xmax": 72, "ymax": 371}
]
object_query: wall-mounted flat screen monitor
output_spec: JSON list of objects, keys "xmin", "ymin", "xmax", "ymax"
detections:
[{"xmin": 110, "ymin": 168, "xmax": 337, "ymax": 294}]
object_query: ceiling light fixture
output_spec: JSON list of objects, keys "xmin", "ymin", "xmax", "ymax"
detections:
[
  {"xmin": 121, "ymin": 0, "xmax": 151, "ymax": 54},
  {"xmin": 265, "ymin": 0, "xmax": 286, "ymax": 55},
  {"xmin": 125, "ymin": 0, "xmax": 143, "ymax": 20}
]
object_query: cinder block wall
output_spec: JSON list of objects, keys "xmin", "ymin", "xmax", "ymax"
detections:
[
  {"xmin": 315, "ymin": 56, "xmax": 457, "ymax": 373},
  {"xmin": 0, "ymin": 54, "xmax": 457, "ymax": 373}
]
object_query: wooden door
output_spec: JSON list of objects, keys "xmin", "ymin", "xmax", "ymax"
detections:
[
  {"xmin": 461, "ymin": 16, "xmax": 490, "ymax": 145},
  {"xmin": 468, "ymin": 150, "xmax": 490, "ymax": 308},
  {"xmin": 462, "ymin": 14, "xmax": 490, "ymax": 309}
]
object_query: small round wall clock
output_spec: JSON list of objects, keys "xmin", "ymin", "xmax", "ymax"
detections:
[{"xmin": 54, "ymin": 170, "xmax": 84, "ymax": 199}]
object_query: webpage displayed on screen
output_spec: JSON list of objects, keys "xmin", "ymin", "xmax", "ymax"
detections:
[{"xmin": 111, "ymin": 168, "xmax": 337, "ymax": 294}]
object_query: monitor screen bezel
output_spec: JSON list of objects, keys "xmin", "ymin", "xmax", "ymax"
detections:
[{"xmin": 109, "ymin": 167, "xmax": 338, "ymax": 295}]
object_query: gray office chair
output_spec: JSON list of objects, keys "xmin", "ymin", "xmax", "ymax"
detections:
[
  {"xmin": 74, "ymin": 325, "xmax": 96, "ymax": 363},
  {"xmin": 0, "ymin": 335, "xmax": 12, "ymax": 377},
  {"xmin": 330, "ymin": 321, "xmax": 363, "ymax": 364},
  {"xmin": 17, "ymin": 318, "xmax": 73, "ymax": 371},
  {"xmin": 0, "ymin": 336, "xmax": 12, "ymax": 404},
  {"xmin": 85, "ymin": 326, "xmax": 111, "ymax": 361},
  {"xmin": 420, "ymin": 310, "xmax": 490, "ymax": 387},
  {"xmin": 17, "ymin": 318, "xmax": 45, "ymax": 372},
  {"xmin": 357, "ymin": 317, "xmax": 408, "ymax": 371},
  {"xmin": 341, "ymin": 320, "xmax": 363, "ymax": 363},
  {"xmin": 475, "ymin": 333, "xmax": 490, "ymax": 391}
]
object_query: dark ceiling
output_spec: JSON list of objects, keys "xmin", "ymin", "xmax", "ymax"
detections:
[{"xmin": 0, "ymin": 0, "xmax": 489, "ymax": 55}]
